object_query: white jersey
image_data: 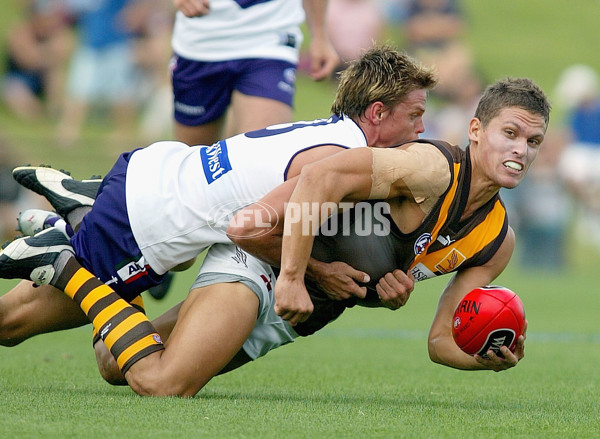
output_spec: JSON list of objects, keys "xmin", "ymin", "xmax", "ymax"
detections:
[
  {"xmin": 126, "ymin": 115, "xmax": 367, "ymax": 274},
  {"xmin": 171, "ymin": 0, "xmax": 304, "ymax": 63}
]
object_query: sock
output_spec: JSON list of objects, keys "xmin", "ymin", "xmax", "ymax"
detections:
[
  {"xmin": 66, "ymin": 207, "xmax": 92, "ymax": 233},
  {"xmin": 45, "ymin": 217, "xmax": 74, "ymax": 238},
  {"xmin": 54, "ymin": 256, "xmax": 164, "ymax": 374},
  {"xmin": 92, "ymin": 294, "xmax": 146, "ymax": 346}
]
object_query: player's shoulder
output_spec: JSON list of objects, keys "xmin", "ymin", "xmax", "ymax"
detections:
[{"xmin": 370, "ymin": 141, "xmax": 451, "ymax": 175}]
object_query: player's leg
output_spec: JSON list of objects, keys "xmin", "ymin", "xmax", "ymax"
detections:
[
  {"xmin": 95, "ymin": 300, "xmax": 182, "ymax": 386},
  {"xmin": 173, "ymin": 119, "xmax": 223, "ymax": 146},
  {"xmin": 0, "ymin": 280, "xmax": 89, "ymax": 347},
  {"xmin": 94, "ymin": 292, "xmax": 257, "ymax": 386},
  {"xmin": 17, "ymin": 209, "xmax": 75, "ymax": 238},
  {"xmin": 1, "ymin": 164, "xmax": 177, "ymax": 386},
  {"xmin": 12, "ymin": 166, "xmax": 100, "ymax": 220},
  {"xmin": 226, "ymin": 93, "xmax": 293, "ymax": 136},
  {"xmin": 224, "ymin": 58, "xmax": 295, "ymax": 137},
  {"xmin": 96, "ymin": 243, "xmax": 295, "ymax": 395},
  {"xmin": 171, "ymin": 56, "xmax": 233, "ymax": 146},
  {"xmin": 126, "ymin": 282, "xmax": 259, "ymax": 397}
]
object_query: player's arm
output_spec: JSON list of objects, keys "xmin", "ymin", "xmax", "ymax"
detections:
[
  {"xmin": 427, "ymin": 227, "xmax": 526, "ymax": 371},
  {"xmin": 276, "ymin": 144, "xmax": 449, "ymax": 324},
  {"xmin": 375, "ymin": 269, "xmax": 415, "ymax": 310},
  {"xmin": 227, "ymin": 177, "xmax": 370, "ymax": 300},
  {"xmin": 302, "ymin": 0, "xmax": 339, "ymax": 80},
  {"xmin": 172, "ymin": 0, "xmax": 210, "ymax": 17}
]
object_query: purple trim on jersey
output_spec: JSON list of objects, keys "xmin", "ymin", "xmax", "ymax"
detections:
[
  {"xmin": 282, "ymin": 144, "xmax": 351, "ymax": 181},
  {"xmin": 172, "ymin": 55, "xmax": 296, "ymax": 126},
  {"xmin": 241, "ymin": 115, "xmax": 364, "ymax": 181},
  {"xmin": 71, "ymin": 150, "xmax": 164, "ymax": 302},
  {"xmin": 234, "ymin": 0, "xmax": 274, "ymax": 8}
]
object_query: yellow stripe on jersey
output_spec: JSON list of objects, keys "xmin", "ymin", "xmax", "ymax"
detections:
[
  {"xmin": 416, "ymin": 199, "xmax": 506, "ymax": 274},
  {"xmin": 411, "ymin": 162, "xmax": 461, "ymax": 269}
]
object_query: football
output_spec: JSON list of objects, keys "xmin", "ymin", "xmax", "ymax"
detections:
[{"xmin": 452, "ymin": 286, "xmax": 525, "ymax": 357}]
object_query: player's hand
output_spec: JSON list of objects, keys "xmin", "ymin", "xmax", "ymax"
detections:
[
  {"xmin": 274, "ymin": 276, "xmax": 314, "ymax": 326},
  {"xmin": 474, "ymin": 320, "xmax": 527, "ymax": 372},
  {"xmin": 307, "ymin": 39, "xmax": 339, "ymax": 81},
  {"xmin": 313, "ymin": 261, "xmax": 369, "ymax": 300},
  {"xmin": 375, "ymin": 269, "xmax": 414, "ymax": 310},
  {"xmin": 172, "ymin": 0, "xmax": 210, "ymax": 17}
]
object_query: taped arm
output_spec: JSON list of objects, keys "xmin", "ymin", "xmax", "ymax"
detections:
[{"xmin": 370, "ymin": 142, "xmax": 450, "ymax": 201}]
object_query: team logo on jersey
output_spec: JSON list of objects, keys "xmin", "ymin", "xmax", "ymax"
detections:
[
  {"xmin": 116, "ymin": 254, "xmax": 149, "ymax": 284},
  {"xmin": 414, "ymin": 233, "xmax": 432, "ymax": 255},
  {"xmin": 200, "ymin": 140, "xmax": 232, "ymax": 184},
  {"xmin": 409, "ymin": 263, "xmax": 436, "ymax": 282},
  {"xmin": 437, "ymin": 234, "xmax": 456, "ymax": 246},
  {"xmin": 260, "ymin": 274, "xmax": 272, "ymax": 292},
  {"xmin": 435, "ymin": 248, "xmax": 467, "ymax": 273},
  {"xmin": 283, "ymin": 67, "xmax": 296, "ymax": 83},
  {"xmin": 231, "ymin": 246, "xmax": 248, "ymax": 268}
]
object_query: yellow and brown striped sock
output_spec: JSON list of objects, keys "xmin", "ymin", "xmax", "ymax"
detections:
[
  {"xmin": 54, "ymin": 256, "xmax": 163, "ymax": 374},
  {"xmin": 91, "ymin": 294, "xmax": 147, "ymax": 346}
]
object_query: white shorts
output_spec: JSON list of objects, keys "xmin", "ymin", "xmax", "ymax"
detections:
[{"xmin": 190, "ymin": 244, "xmax": 298, "ymax": 360}]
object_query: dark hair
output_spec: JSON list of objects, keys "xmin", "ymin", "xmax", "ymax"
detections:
[
  {"xmin": 475, "ymin": 77, "xmax": 551, "ymax": 128},
  {"xmin": 331, "ymin": 45, "xmax": 438, "ymax": 118}
]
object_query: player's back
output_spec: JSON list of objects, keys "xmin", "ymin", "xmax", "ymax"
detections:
[{"xmin": 126, "ymin": 115, "xmax": 367, "ymax": 274}]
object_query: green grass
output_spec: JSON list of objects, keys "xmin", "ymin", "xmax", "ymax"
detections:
[
  {"xmin": 1, "ymin": 256, "xmax": 599, "ymax": 438},
  {"xmin": 1, "ymin": 0, "xmax": 600, "ymax": 437}
]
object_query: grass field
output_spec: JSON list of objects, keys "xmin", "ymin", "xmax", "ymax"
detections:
[
  {"xmin": 1, "ymin": 257, "xmax": 599, "ymax": 438},
  {"xmin": 1, "ymin": 1, "xmax": 600, "ymax": 438}
]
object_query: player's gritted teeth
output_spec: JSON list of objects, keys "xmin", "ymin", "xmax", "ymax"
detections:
[{"xmin": 503, "ymin": 160, "xmax": 523, "ymax": 171}]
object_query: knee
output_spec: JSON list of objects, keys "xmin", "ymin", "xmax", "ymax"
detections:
[
  {"xmin": 126, "ymin": 373, "xmax": 201, "ymax": 398},
  {"xmin": 124, "ymin": 357, "xmax": 208, "ymax": 397},
  {"xmin": 0, "ymin": 298, "xmax": 25, "ymax": 347}
]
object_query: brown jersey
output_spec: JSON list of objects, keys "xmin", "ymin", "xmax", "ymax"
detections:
[{"xmin": 293, "ymin": 139, "xmax": 508, "ymax": 336}]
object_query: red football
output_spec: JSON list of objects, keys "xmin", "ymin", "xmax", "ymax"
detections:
[{"xmin": 452, "ymin": 286, "xmax": 525, "ymax": 357}]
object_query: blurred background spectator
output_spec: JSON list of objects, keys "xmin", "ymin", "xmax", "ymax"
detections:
[
  {"xmin": 325, "ymin": 0, "xmax": 384, "ymax": 73},
  {"xmin": 554, "ymin": 64, "xmax": 600, "ymax": 251},
  {"xmin": 402, "ymin": 0, "xmax": 474, "ymax": 100},
  {"xmin": 502, "ymin": 129, "xmax": 571, "ymax": 270},
  {"xmin": 129, "ymin": 0, "xmax": 175, "ymax": 143},
  {"xmin": 421, "ymin": 66, "xmax": 484, "ymax": 145},
  {"xmin": 1, "ymin": 0, "xmax": 74, "ymax": 121},
  {"xmin": 55, "ymin": 0, "xmax": 148, "ymax": 149}
]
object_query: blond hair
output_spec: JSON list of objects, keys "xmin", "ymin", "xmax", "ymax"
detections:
[{"xmin": 331, "ymin": 45, "xmax": 438, "ymax": 118}]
